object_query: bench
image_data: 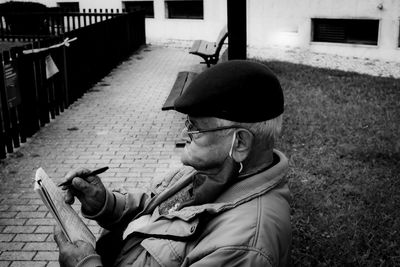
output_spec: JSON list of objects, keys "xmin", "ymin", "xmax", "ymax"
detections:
[
  {"xmin": 162, "ymin": 71, "xmax": 198, "ymax": 147},
  {"xmin": 162, "ymin": 71, "xmax": 198, "ymax": 111},
  {"xmin": 189, "ymin": 26, "xmax": 228, "ymax": 67}
]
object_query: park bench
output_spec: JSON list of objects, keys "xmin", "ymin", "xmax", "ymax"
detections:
[
  {"xmin": 162, "ymin": 71, "xmax": 198, "ymax": 111},
  {"xmin": 162, "ymin": 71, "xmax": 198, "ymax": 147},
  {"xmin": 189, "ymin": 26, "xmax": 228, "ymax": 67}
]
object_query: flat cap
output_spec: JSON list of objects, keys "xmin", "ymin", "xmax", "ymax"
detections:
[{"xmin": 174, "ymin": 60, "xmax": 284, "ymax": 122}]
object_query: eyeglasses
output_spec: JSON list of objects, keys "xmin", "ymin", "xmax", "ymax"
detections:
[{"xmin": 184, "ymin": 118, "xmax": 244, "ymax": 140}]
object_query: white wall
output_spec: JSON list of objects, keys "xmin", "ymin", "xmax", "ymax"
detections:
[
  {"xmin": 146, "ymin": 0, "xmax": 227, "ymax": 43},
  {"xmin": 1, "ymin": 0, "xmax": 399, "ymax": 61},
  {"xmin": 247, "ymin": 0, "xmax": 400, "ymax": 61}
]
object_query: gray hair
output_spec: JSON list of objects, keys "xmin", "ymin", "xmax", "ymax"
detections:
[{"xmin": 215, "ymin": 115, "xmax": 283, "ymax": 148}]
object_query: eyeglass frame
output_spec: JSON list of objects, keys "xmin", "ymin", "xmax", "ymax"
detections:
[{"xmin": 184, "ymin": 117, "xmax": 252, "ymax": 140}]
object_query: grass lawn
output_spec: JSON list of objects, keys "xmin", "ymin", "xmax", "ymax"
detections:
[{"xmin": 258, "ymin": 60, "xmax": 400, "ymax": 266}]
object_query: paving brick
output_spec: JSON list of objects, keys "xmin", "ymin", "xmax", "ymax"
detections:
[
  {"xmin": 0, "ymin": 213, "xmax": 17, "ymax": 219},
  {"xmin": 0, "ymin": 219, "xmax": 26, "ymax": 226},
  {"xmin": 27, "ymin": 200, "xmax": 43, "ymax": 205},
  {"xmin": 0, "ymin": 243, "xmax": 24, "ymax": 251},
  {"xmin": 33, "ymin": 252, "xmax": 58, "ymax": 261},
  {"xmin": 8, "ymin": 206, "xmax": 39, "ymax": 212},
  {"xmin": 0, "ymin": 252, "xmax": 35, "ymax": 261},
  {"xmin": 9, "ymin": 262, "xmax": 47, "ymax": 267},
  {"xmin": 0, "ymin": 206, "xmax": 9, "ymax": 212},
  {"xmin": 34, "ymin": 226, "xmax": 54, "ymax": 234},
  {"xmin": 0, "ymin": 234, "xmax": 15, "ymax": 242},
  {"xmin": 3, "ymin": 226, "xmax": 36, "ymax": 234},
  {"xmin": 15, "ymin": 212, "xmax": 47, "ymax": 219},
  {"xmin": 13, "ymin": 234, "xmax": 48, "ymax": 242},
  {"xmin": 1, "ymin": 200, "xmax": 29, "ymax": 206},
  {"xmin": 46, "ymin": 261, "xmax": 59, "ymax": 267},
  {"xmin": 22, "ymin": 242, "xmax": 57, "ymax": 251},
  {"xmin": 0, "ymin": 261, "xmax": 10, "ymax": 267},
  {"xmin": 20, "ymin": 193, "xmax": 39, "ymax": 200},
  {"xmin": 36, "ymin": 207, "xmax": 48, "ymax": 212},
  {"xmin": 25, "ymin": 219, "xmax": 56, "ymax": 226}
]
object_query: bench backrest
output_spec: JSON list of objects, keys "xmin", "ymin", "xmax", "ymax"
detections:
[
  {"xmin": 216, "ymin": 25, "xmax": 228, "ymax": 46},
  {"xmin": 214, "ymin": 25, "xmax": 228, "ymax": 57}
]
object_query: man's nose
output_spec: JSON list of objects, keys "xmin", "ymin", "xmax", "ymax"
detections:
[{"xmin": 181, "ymin": 128, "xmax": 191, "ymax": 142}]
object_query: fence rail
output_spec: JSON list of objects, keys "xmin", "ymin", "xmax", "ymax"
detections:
[
  {"xmin": 0, "ymin": 10, "xmax": 145, "ymax": 158},
  {"xmin": 0, "ymin": 9, "xmax": 127, "ymax": 41}
]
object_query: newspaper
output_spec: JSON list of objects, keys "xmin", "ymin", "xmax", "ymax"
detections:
[{"xmin": 34, "ymin": 167, "xmax": 96, "ymax": 247}]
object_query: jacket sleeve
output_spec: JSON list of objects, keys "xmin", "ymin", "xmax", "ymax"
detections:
[
  {"xmin": 188, "ymin": 247, "xmax": 274, "ymax": 267},
  {"xmin": 76, "ymin": 254, "xmax": 103, "ymax": 267},
  {"xmin": 82, "ymin": 166, "xmax": 195, "ymax": 231},
  {"xmin": 83, "ymin": 188, "xmax": 151, "ymax": 230}
]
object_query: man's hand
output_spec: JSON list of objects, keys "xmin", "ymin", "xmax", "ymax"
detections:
[
  {"xmin": 61, "ymin": 167, "xmax": 106, "ymax": 215},
  {"xmin": 54, "ymin": 227, "xmax": 97, "ymax": 267}
]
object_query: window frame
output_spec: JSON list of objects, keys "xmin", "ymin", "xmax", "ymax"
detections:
[
  {"xmin": 311, "ymin": 18, "xmax": 379, "ymax": 46},
  {"xmin": 122, "ymin": 0, "xmax": 154, "ymax": 18},
  {"xmin": 164, "ymin": 0, "xmax": 204, "ymax": 20}
]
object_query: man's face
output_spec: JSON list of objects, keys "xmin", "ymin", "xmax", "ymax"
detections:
[{"xmin": 180, "ymin": 116, "xmax": 233, "ymax": 173}]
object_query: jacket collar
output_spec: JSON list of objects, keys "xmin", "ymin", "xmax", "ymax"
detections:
[
  {"xmin": 161, "ymin": 149, "xmax": 289, "ymax": 220},
  {"xmin": 215, "ymin": 149, "xmax": 288, "ymax": 203}
]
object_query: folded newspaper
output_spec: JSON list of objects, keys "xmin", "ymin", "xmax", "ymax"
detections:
[{"xmin": 34, "ymin": 167, "xmax": 96, "ymax": 247}]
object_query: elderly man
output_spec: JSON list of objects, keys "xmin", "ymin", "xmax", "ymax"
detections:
[{"xmin": 54, "ymin": 60, "xmax": 291, "ymax": 267}]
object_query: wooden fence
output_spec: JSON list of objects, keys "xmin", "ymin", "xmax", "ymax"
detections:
[
  {"xmin": 0, "ymin": 10, "xmax": 145, "ymax": 158},
  {"xmin": 0, "ymin": 9, "xmax": 126, "ymax": 41}
]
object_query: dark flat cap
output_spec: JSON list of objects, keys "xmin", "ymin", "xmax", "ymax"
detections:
[{"xmin": 174, "ymin": 60, "xmax": 284, "ymax": 122}]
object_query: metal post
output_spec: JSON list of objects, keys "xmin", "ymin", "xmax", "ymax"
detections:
[{"xmin": 227, "ymin": 0, "xmax": 247, "ymax": 60}]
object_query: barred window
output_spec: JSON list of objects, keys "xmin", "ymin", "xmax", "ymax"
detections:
[
  {"xmin": 312, "ymin": 18, "xmax": 379, "ymax": 45},
  {"xmin": 165, "ymin": 0, "xmax": 203, "ymax": 19},
  {"xmin": 123, "ymin": 1, "xmax": 154, "ymax": 18}
]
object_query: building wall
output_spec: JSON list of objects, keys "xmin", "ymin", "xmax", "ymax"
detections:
[
  {"xmin": 147, "ymin": 0, "xmax": 227, "ymax": 42},
  {"xmin": 1, "ymin": 0, "xmax": 399, "ymax": 61},
  {"xmin": 248, "ymin": 0, "xmax": 400, "ymax": 61}
]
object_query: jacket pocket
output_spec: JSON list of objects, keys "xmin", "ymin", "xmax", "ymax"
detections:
[{"xmin": 141, "ymin": 237, "xmax": 187, "ymax": 267}]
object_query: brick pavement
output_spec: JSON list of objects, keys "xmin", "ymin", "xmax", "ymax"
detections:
[{"xmin": 0, "ymin": 45, "xmax": 201, "ymax": 267}]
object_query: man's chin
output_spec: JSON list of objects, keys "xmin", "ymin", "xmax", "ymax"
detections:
[
  {"xmin": 180, "ymin": 152, "xmax": 202, "ymax": 170},
  {"xmin": 180, "ymin": 155, "xmax": 194, "ymax": 168}
]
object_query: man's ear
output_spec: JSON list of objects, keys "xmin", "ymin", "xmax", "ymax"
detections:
[{"xmin": 231, "ymin": 129, "xmax": 253, "ymax": 163}]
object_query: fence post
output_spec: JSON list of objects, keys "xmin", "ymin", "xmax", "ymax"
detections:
[
  {"xmin": 0, "ymin": 108, "xmax": 5, "ymax": 158},
  {"xmin": 0, "ymin": 53, "xmax": 13, "ymax": 153},
  {"xmin": 61, "ymin": 43, "xmax": 70, "ymax": 108},
  {"xmin": 5, "ymin": 49, "xmax": 23, "ymax": 147},
  {"xmin": 16, "ymin": 45, "xmax": 38, "ymax": 138}
]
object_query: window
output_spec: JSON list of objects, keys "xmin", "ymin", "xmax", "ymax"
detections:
[
  {"xmin": 57, "ymin": 2, "xmax": 80, "ymax": 12},
  {"xmin": 312, "ymin": 19, "xmax": 379, "ymax": 45},
  {"xmin": 123, "ymin": 1, "xmax": 154, "ymax": 18},
  {"xmin": 165, "ymin": 0, "xmax": 203, "ymax": 19}
]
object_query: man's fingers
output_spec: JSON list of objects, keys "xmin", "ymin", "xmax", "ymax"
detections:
[
  {"xmin": 74, "ymin": 240, "xmax": 88, "ymax": 247},
  {"xmin": 62, "ymin": 168, "xmax": 91, "ymax": 185},
  {"xmin": 64, "ymin": 189, "xmax": 75, "ymax": 205},
  {"xmin": 54, "ymin": 227, "xmax": 69, "ymax": 250},
  {"xmin": 74, "ymin": 240, "xmax": 95, "ymax": 252},
  {"xmin": 72, "ymin": 177, "xmax": 92, "ymax": 194}
]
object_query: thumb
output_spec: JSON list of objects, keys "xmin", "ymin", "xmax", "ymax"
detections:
[
  {"xmin": 75, "ymin": 240, "xmax": 95, "ymax": 252},
  {"xmin": 54, "ymin": 227, "xmax": 69, "ymax": 249}
]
